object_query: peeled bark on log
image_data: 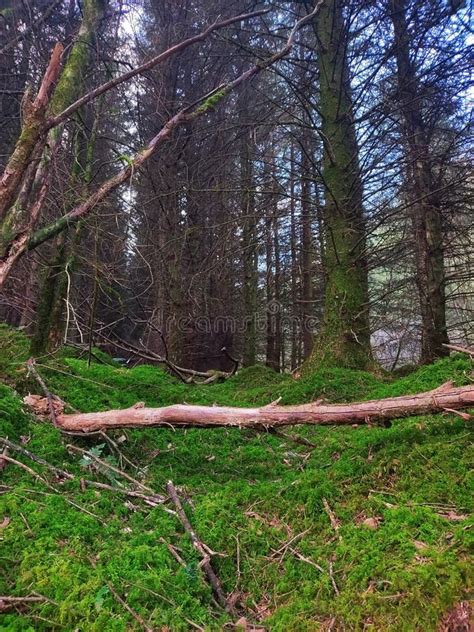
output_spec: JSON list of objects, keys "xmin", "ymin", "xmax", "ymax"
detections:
[{"xmin": 56, "ymin": 382, "xmax": 474, "ymax": 433}]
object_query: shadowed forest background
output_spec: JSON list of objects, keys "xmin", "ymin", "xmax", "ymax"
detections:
[{"xmin": 0, "ymin": 0, "xmax": 472, "ymax": 374}]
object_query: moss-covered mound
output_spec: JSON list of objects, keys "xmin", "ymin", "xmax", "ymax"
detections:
[{"xmin": 0, "ymin": 325, "xmax": 472, "ymax": 631}]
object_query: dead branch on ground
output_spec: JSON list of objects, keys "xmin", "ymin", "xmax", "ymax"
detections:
[
  {"xmin": 166, "ymin": 480, "xmax": 233, "ymax": 613},
  {"xmin": 55, "ymin": 381, "xmax": 474, "ymax": 433}
]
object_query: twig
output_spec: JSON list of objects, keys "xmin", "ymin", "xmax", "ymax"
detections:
[
  {"xmin": 270, "ymin": 528, "xmax": 311, "ymax": 559},
  {"xmin": 88, "ymin": 558, "xmax": 153, "ymax": 632},
  {"xmin": 159, "ymin": 536, "xmax": 186, "ymax": 567},
  {"xmin": 1, "ymin": 454, "xmax": 56, "ymax": 490},
  {"xmin": 82, "ymin": 479, "xmax": 169, "ymax": 510},
  {"xmin": 443, "ymin": 408, "xmax": 471, "ymax": 420},
  {"xmin": 99, "ymin": 430, "xmax": 138, "ymax": 470},
  {"xmin": 1, "ymin": 441, "xmax": 171, "ymax": 517},
  {"xmin": 267, "ymin": 428, "xmax": 316, "ymax": 448},
  {"xmin": 0, "ymin": 595, "xmax": 47, "ymax": 604},
  {"xmin": 26, "ymin": 358, "xmax": 59, "ymax": 425},
  {"xmin": 166, "ymin": 480, "xmax": 232, "ymax": 612},
  {"xmin": 66, "ymin": 444, "xmax": 153, "ymax": 493},
  {"xmin": 322, "ymin": 498, "xmax": 341, "ymax": 540},
  {"xmin": 106, "ymin": 581, "xmax": 153, "ymax": 632},
  {"xmin": 63, "ymin": 498, "xmax": 105, "ymax": 524},
  {"xmin": 328, "ymin": 561, "xmax": 340, "ymax": 595},
  {"xmin": 287, "ymin": 546, "xmax": 324, "ymax": 572},
  {"xmin": 443, "ymin": 343, "xmax": 474, "ymax": 357},
  {"xmin": 0, "ymin": 438, "xmax": 74, "ymax": 479},
  {"xmin": 0, "ymin": 444, "xmax": 8, "ymax": 471}
]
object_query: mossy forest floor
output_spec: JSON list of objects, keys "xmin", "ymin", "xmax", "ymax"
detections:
[{"xmin": 0, "ymin": 324, "xmax": 472, "ymax": 631}]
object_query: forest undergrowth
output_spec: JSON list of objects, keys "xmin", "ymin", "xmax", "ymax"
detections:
[{"xmin": 0, "ymin": 324, "xmax": 472, "ymax": 631}]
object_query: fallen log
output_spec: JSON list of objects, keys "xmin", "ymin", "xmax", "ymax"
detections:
[{"xmin": 56, "ymin": 382, "xmax": 474, "ymax": 433}]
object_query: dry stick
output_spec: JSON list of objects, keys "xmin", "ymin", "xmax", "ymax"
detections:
[
  {"xmin": 83, "ymin": 479, "xmax": 171, "ymax": 512},
  {"xmin": 1, "ymin": 454, "xmax": 56, "ymax": 490},
  {"xmin": 2, "ymin": 441, "xmax": 170, "ymax": 518},
  {"xmin": 0, "ymin": 595, "xmax": 47, "ymax": 604},
  {"xmin": 159, "ymin": 537, "xmax": 186, "ymax": 567},
  {"xmin": 99, "ymin": 430, "xmax": 138, "ymax": 470},
  {"xmin": 26, "ymin": 358, "xmax": 59, "ymax": 426},
  {"xmin": 88, "ymin": 558, "xmax": 153, "ymax": 632},
  {"xmin": 271, "ymin": 528, "xmax": 311, "ymax": 560},
  {"xmin": 0, "ymin": 444, "xmax": 8, "ymax": 471},
  {"xmin": 2, "ymin": 453, "xmax": 106, "ymax": 523},
  {"xmin": 268, "ymin": 428, "xmax": 316, "ymax": 449},
  {"xmin": 443, "ymin": 343, "xmax": 474, "ymax": 357},
  {"xmin": 66, "ymin": 444, "xmax": 154, "ymax": 493},
  {"xmin": 287, "ymin": 546, "xmax": 324, "ymax": 573},
  {"xmin": 0, "ymin": 438, "xmax": 74, "ymax": 479},
  {"xmin": 106, "ymin": 582, "xmax": 153, "ymax": 632},
  {"xmin": 328, "ymin": 561, "xmax": 340, "ymax": 596},
  {"xmin": 166, "ymin": 480, "xmax": 231, "ymax": 612},
  {"xmin": 322, "ymin": 498, "xmax": 341, "ymax": 541}
]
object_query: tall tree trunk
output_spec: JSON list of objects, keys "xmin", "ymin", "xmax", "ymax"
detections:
[
  {"xmin": 300, "ymin": 139, "xmax": 314, "ymax": 359},
  {"xmin": 390, "ymin": 0, "xmax": 449, "ymax": 364},
  {"xmin": 241, "ymin": 124, "xmax": 258, "ymax": 367},
  {"xmin": 304, "ymin": 0, "xmax": 372, "ymax": 371},
  {"xmin": 29, "ymin": 0, "xmax": 105, "ymax": 355},
  {"xmin": 289, "ymin": 142, "xmax": 299, "ymax": 370},
  {"xmin": 273, "ymin": 187, "xmax": 282, "ymax": 372}
]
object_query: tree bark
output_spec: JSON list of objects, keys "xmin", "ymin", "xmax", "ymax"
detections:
[
  {"xmin": 0, "ymin": 42, "xmax": 63, "ymax": 223},
  {"xmin": 303, "ymin": 0, "xmax": 372, "ymax": 370},
  {"xmin": 390, "ymin": 0, "xmax": 449, "ymax": 364},
  {"xmin": 239, "ymin": 90, "xmax": 258, "ymax": 368},
  {"xmin": 56, "ymin": 382, "xmax": 473, "ymax": 433},
  {"xmin": 300, "ymin": 137, "xmax": 314, "ymax": 360}
]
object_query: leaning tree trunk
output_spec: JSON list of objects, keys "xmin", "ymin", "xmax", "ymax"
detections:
[
  {"xmin": 55, "ymin": 381, "xmax": 473, "ymax": 432},
  {"xmin": 303, "ymin": 0, "xmax": 372, "ymax": 371},
  {"xmin": 390, "ymin": 0, "xmax": 449, "ymax": 364},
  {"xmin": 29, "ymin": 0, "xmax": 105, "ymax": 355}
]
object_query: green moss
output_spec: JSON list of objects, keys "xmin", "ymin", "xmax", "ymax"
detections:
[
  {"xmin": 194, "ymin": 88, "xmax": 228, "ymax": 114},
  {"xmin": 48, "ymin": 0, "xmax": 104, "ymax": 117},
  {"xmin": 0, "ymin": 325, "xmax": 472, "ymax": 630}
]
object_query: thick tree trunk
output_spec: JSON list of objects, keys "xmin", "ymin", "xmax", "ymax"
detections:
[
  {"xmin": 390, "ymin": 0, "xmax": 449, "ymax": 364},
  {"xmin": 303, "ymin": 0, "xmax": 372, "ymax": 370},
  {"xmin": 31, "ymin": 105, "xmax": 101, "ymax": 355},
  {"xmin": 56, "ymin": 382, "xmax": 473, "ymax": 432},
  {"xmin": 30, "ymin": 233, "xmax": 69, "ymax": 356}
]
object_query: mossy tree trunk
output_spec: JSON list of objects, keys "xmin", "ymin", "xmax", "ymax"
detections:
[
  {"xmin": 303, "ymin": 0, "xmax": 372, "ymax": 371},
  {"xmin": 30, "ymin": 0, "xmax": 105, "ymax": 356},
  {"xmin": 390, "ymin": 0, "xmax": 449, "ymax": 364}
]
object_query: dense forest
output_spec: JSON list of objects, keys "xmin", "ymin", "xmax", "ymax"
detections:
[{"xmin": 0, "ymin": 0, "xmax": 473, "ymax": 630}]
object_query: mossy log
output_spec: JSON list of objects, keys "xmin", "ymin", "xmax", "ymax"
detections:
[{"xmin": 56, "ymin": 382, "xmax": 473, "ymax": 433}]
